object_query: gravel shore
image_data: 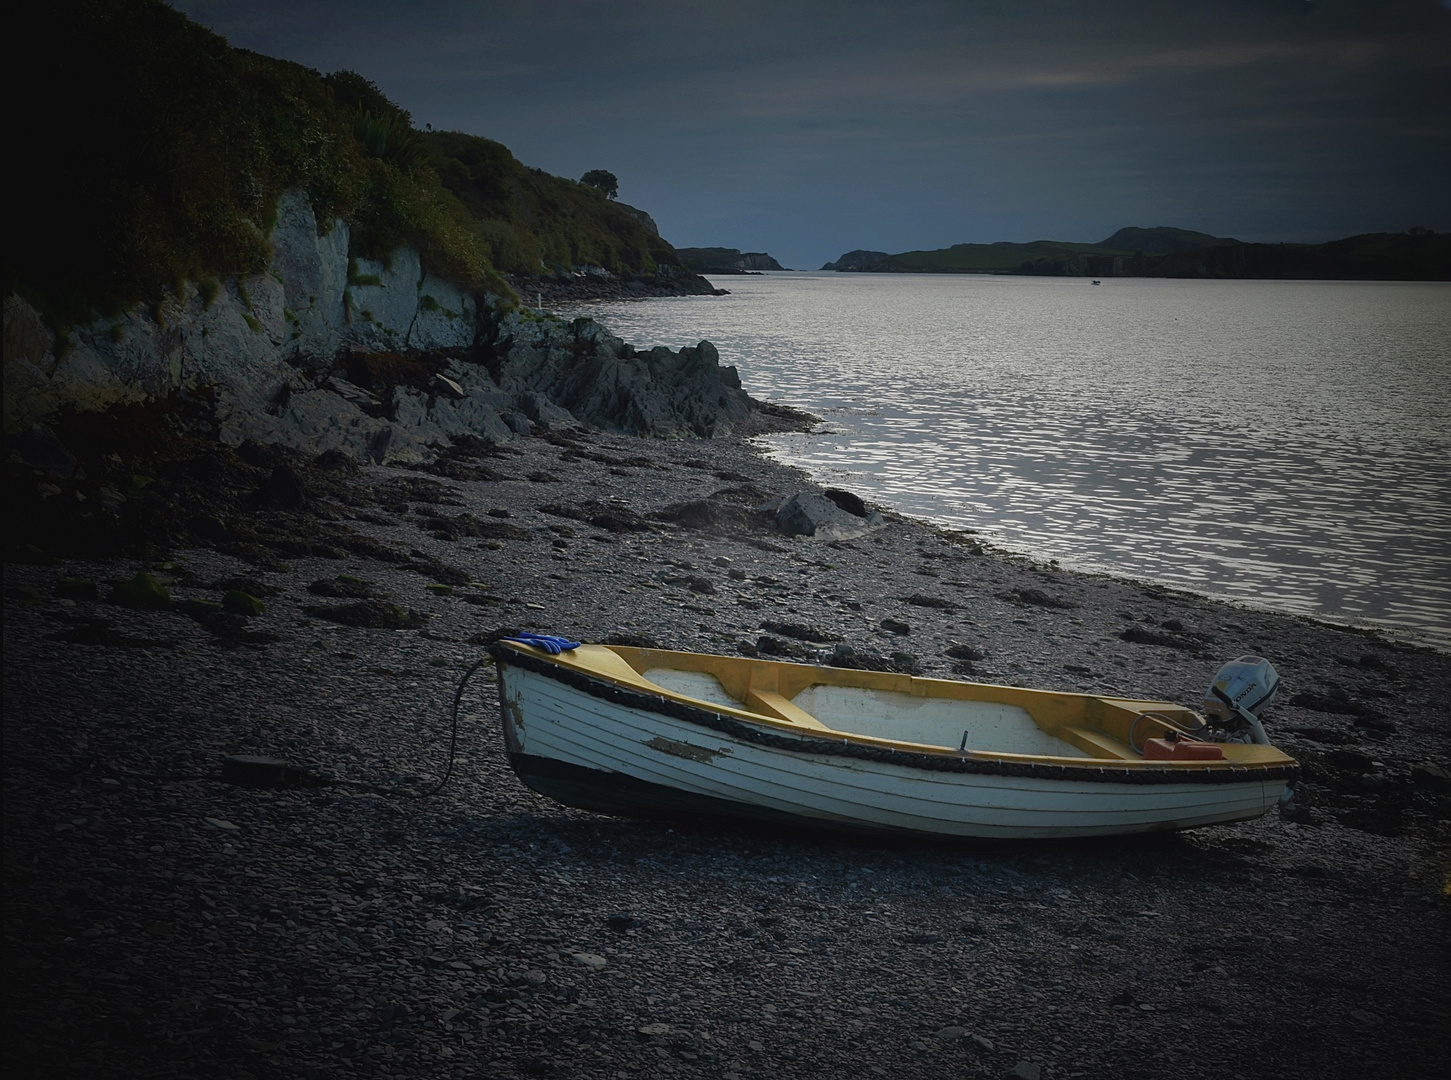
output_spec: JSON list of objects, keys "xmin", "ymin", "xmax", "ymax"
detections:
[{"xmin": 5, "ymin": 424, "xmax": 1448, "ymax": 1080}]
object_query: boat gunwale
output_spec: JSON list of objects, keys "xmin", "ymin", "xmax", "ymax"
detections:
[{"xmin": 489, "ymin": 643, "xmax": 1299, "ymax": 786}]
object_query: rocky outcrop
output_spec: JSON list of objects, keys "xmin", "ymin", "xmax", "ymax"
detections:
[
  {"xmin": 4, "ymin": 191, "xmax": 785, "ymax": 464},
  {"xmin": 493, "ymin": 315, "xmax": 753, "ymax": 438}
]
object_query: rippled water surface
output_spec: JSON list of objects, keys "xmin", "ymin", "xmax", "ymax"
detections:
[{"xmin": 560, "ymin": 275, "xmax": 1451, "ymax": 646}]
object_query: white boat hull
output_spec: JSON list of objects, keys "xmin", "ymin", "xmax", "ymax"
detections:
[{"xmin": 496, "ymin": 662, "xmax": 1285, "ymax": 840}]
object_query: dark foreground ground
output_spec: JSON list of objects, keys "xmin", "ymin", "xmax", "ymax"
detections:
[{"xmin": 4, "ymin": 426, "xmax": 1448, "ymax": 1080}]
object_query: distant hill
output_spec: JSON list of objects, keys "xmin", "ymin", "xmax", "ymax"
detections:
[
  {"xmin": 676, "ymin": 248, "xmax": 788, "ymax": 273},
  {"xmin": 1018, "ymin": 230, "xmax": 1450, "ymax": 280},
  {"xmin": 822, "ymin": 227, "xmax": 1239, "ymax": 275},
  {"xmin": 1096, "ymin": 226, "xmax": 1240, "ymax": 254},
  {"xmin": 836, "ymin": 240, "xmax": 1109, "ymax": 274},
  {"xmin": 823, "ymin": 226, "xmax": 1449, "ymax": 281}
]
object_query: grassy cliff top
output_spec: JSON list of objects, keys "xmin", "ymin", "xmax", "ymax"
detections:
[{"xmin": 5, "ymin": 0, "xmax": 681, "ymax": 326}]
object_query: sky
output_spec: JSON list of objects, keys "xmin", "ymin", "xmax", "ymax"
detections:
[{"xmin": 176, "ymin": 0, "xmax": 1451, "ymax": 270}]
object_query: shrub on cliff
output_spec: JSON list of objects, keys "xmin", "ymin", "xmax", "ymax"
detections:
[{"xmin": 579, "ymin": 170, "xmax": 619, "ymax": 199}]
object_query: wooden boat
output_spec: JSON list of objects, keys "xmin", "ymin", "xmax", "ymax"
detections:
[{"xmin": 488, "ymin": 641, "xmax": 1298, "ymax": 840}]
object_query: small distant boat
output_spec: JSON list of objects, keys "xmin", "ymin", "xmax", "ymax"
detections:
[
  {"xmin": 489, "ymin": 642, "xmax": 1298, "ymax": 840},
  {"xmin": 1092, "ymin": 279, "xmax": 1102, "ymax": 285}
]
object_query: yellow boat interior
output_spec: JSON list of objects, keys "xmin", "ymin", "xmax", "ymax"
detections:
[{"xmin": 505, "ymin": 643, "xmax": 1294, "ymax": 770}]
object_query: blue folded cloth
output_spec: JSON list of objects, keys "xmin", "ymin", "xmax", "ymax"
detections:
[{"xmin": 503, "ymin": 632, "xmax": 581, "ymax": 655}]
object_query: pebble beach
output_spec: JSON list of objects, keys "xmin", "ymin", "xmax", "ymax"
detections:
[{"xmin": 4, "ymin": 421, "xmax": 1449, "ymax": 1080}]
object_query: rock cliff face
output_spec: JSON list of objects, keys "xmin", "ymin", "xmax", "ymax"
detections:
[
  {"xmin": 5, "ymin": 189, "xmax": 768, "ymax": 462},
  {"xmin": 735, "ymin": 253, "xmax": 786, "ymax": 272}
]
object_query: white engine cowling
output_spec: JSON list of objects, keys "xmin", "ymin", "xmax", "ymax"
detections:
[{"xmin": 1204, "ymin": 655, "xmax": 1280, "ymax": 745}]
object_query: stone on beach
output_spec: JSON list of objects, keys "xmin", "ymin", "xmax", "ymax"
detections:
[
  {"xmin": 775, "ymin": 489, "xmax": 884, "ymax": 541},
  {"xmin": 109, "ymin": 572, "xmax": 171, "ymax": 610},
  {"xmin": 307, "ymin": 575, "xmax": 378, "ymax": 599},
  {"xmin": 303, "ymin": 600, "xmax": 429, "ymax": 630},
  {"xmin": 221, "ymin": 590, "xmax": 265, "ymax": 616},
  {"xmin": 56, "ymin": 578, "xmax": 100, "ymax": 601}
]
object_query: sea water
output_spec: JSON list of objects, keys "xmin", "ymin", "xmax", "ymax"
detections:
[{"xmin": 558, "ymin": 274, "xmax": 1451, "ymax": 648}]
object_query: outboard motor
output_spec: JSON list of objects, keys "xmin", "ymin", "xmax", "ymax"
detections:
[{"xmin": 1204, "ymin": 655, "xmax": 1280, "ymax": 745}]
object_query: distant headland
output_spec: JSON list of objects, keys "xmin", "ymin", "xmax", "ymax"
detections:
[
  {"xmin": 676, "ymin": 249, "xmax": 790, "ymax": 274},
  {"xmin": 823, "ymin": 225, "xmax": 1450, "ymax": 280}
]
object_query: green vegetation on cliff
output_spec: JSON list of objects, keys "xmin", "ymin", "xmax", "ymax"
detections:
[
  {"xmin": 426, "ymin": 133, "xmax": 679, "ymax": 281},
  {"xmin": 5, "ymin": 0, "xmax": 686, "ymax": 326}
]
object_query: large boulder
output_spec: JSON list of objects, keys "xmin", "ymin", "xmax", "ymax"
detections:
[{"xmin": 775, "ymin": 490, "xmax": 884, "ymax": 541}]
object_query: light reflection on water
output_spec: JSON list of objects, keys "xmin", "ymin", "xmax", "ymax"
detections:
[{"xmin": 559, "ymin": 274, "xmax": 1451, "ymax": 647}]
